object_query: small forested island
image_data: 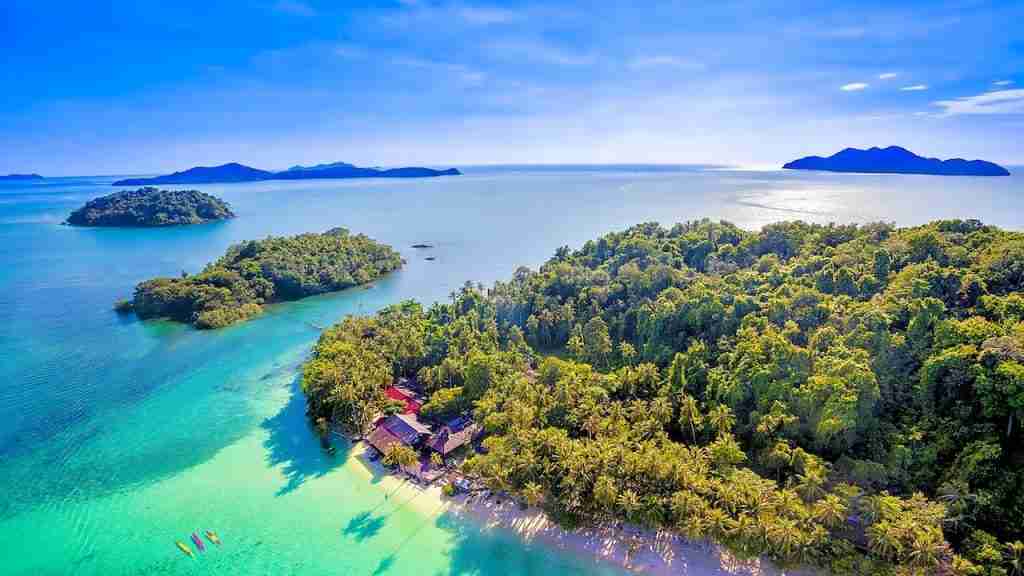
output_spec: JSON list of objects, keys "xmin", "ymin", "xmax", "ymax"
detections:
[
  {"xmin": 0, "ymin": 173, "xmax": 43, "ymax": 181},
  {"xmin": 112, "ymin": 161, "xmax": 461, "ymax": 186},
  {"xmin": 303, "ymin": 218, "xmax": 1024, "ymax": 575},
  {"xmin": 65, "ymin": 187, "xmax": 235, "ymax": 227},
  {"xmin": 784, "ymin": 146, "xmax": 1011, "ymax": 176},
  {"xmin": 119, "ymin": 228, "xmax": 402, "ymax": 328}
]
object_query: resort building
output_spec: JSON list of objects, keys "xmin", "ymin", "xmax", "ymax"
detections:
[
  {"xmin": 384, "ymin": 384, "xmax": 422, "ymax": 414},
  {"xmin": 428, "ymin": 415, "xmax": 482, "ymax": 457}
]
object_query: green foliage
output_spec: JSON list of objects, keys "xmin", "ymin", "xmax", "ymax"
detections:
[
  {"xmin": 128, "ymin": 227, "xmax": 402, "ymax": 328},
  {"xmin": 66, "ymin": 187, "xmax": 234, "ymax": 227},
  {"xmin": 301, "ymin": 218, "xmax": 1024, "ymax": 574}
]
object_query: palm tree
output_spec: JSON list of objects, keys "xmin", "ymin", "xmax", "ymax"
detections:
[
  {"xmin": 678, "ymin": 394, "xmax": 703, "ymax": 442},
  {"xmin": 866, "ymin": 521, "xmax": 903, "ymax": 561},
  {"xmin": 650, "ymin": 396, "xmax": 673, "ymax": 428},
  {"xmin": 794, "ymin": 467, "xmax": 827, "ymax": 503},
  {"xmin": 617, "ymin": 489, "xmax": 641, "ymax": 522},
  {"xmin": 430, "ymin": 451, "xmax": 444, "ymax": 469},
  {"xmin": 521, "ymin": 482, "xmax": 544, "ymax": 507},
  {"xmin": 907, "ymin": 528, "xmax": 945, "ymax": 568},
  {"xmin": 383, "ymin": 444, "xmax": 419, "ymax": 470},
  {"xmin": 811, "ymin": 494, "xmax": 848, "ymax": 529},
  {"xmin": 706, "ymin": 404, "xmax": 735, "ymax": 437}
]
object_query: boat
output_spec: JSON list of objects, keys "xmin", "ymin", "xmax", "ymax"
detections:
[
  {"xmin": 175, "ymin": 541, "xmax": 194, "ymax": 558},
  {"xmin": 205, "ymin": 530, "xmax": 221, "ymax": 546},
  {"xmin": 191, "ymin": 532, "xmax": 206, "ymax": 552}
]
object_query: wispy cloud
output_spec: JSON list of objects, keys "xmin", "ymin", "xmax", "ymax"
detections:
[
  {"xmin": 933, "ymin": 89, "xmax": 1024, "ymax": 116},
  {"xmin": 392, "ymin": 56, "xmax": 486, "ymax": 86},
  {"xmin": 333, "ymin": 44, "xmax": 367, "ymax": 59},
  {"xmin": 994, "ymin": 80, "xmax": 1014, "ymax": 86},
  {"xmin": 457, "ymin": 6, "xmax": 521, "ymax": 25},
  {"xmin": 900, "ymin": 84, "xmax": 928, "ymax": 91},
  {"xmin": 628, "ymin": 56, "xmax": 704, "ymax": 71},
  {"xmin": 878, "ymin": 72, "xmax": 899, "ymax": 80},
  {"xmin": 840, "ymin": 82, "xmax": 868, "ymax": 91},
  {"xmin": 486, "ymin": 39, "xmax": 595, "ymax": 66},
  {"xmin": 273, "ymin": 0, "xmax": 315, "ymax": 16}
]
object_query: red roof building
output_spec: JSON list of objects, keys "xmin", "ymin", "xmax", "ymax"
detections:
[{"xmin": 385, "ymin": 385, "xmax": 422, "ymax": 414}]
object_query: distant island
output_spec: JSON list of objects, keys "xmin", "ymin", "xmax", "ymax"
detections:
[
  {"xmin": 0, "ymin": 173, "xmax": 43, "ymax": 181},
  {"xmin": 112, "ymin": 161, "xmax": 461, "ymax": 186},
  {"xmin": 118, "ymin": 228, "xmax": 402, "ymax": 328},
  {"xmin": 66, "ymin": 187, "xmax": 235, "ymax": 227},
  {"xmin": 783, "ymin": 146, "xmax": 1010, "ymax": 176}
]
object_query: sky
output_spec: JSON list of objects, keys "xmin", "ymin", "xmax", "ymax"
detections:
[{"xmin": 2, "ymin": 0, "xmax": 1023, "ymax": 175}]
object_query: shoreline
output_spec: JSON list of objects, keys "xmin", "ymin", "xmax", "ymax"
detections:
[{"xmin": 346, "ymin": 442, "xmax": 807, "ymax": 576}]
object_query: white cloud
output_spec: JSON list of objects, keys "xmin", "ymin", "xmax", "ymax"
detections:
[
  {"xmin": 994, "ymin": 80, "xmax": 1014, "ymax": 86},
  {"xmin": 457, "ymin": 6, "xmax": 520, "ymax": 25},
  {"xmin": 932, "ymin": 89, "xmax": 1024, "ymax": 116},
  {"xmin": 486, "ymin": 39, "xmax": 595, "ymax": 66},
  {"xmin": 878, "ymin": 72, "xmax": 899, "ymax": 80},
  {"xmin": 840, "ymin": 82, "xmax": 868, "ymax": 91},
  {"xmin": 628, "ymin": 56, "xmax": 704, "ymax": 71},
  {"xmin": 392, "ymin": 57, "xmax": 486, "ymax": 86},
  {"xmin": 273, "ymin": 0, "xmax": 315, "ymax": 16},
  {"xmin": 900, "ymin": 84, "xmax": 929, "ymax": 91}
]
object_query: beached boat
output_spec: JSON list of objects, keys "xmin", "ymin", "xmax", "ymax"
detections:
[
  {"xmin": 191, "ymin": 532, "xmax": 206, "ymax": 552},
  {"xmin": 205, "ymin": 530, "xmax": 221, "ymax": 546},
  {"xmin": 175, "ymin": 541, "xmax": 194, "ymax": 558}
]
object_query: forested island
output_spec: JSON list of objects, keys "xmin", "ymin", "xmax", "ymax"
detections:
[
  {"xmin": 112, "ymin": 161, "xmax": 461, "ymax": 186},
  {"xmin": 784, "ymin": 146, "xmax": 1010, "ymax": 176},
  {"xmin": 65, "ymin": 187, "xmax": 234, "ymax": 227},
  {"xmin": 303, "ymin": 218, "xmax": 1024, "ymax": 575},
  {"xmin": 119, "ymin": 228, "xmax": 402, "ymax": 328},
  {"xmin": 0, "ymin": 173, "xmax": 43, "ymax": 181}
]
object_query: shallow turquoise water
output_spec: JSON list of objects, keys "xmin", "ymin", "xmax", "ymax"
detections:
[{"xmin": 0, "ymin": 167, "xmax": 1021, "ymax": 574}]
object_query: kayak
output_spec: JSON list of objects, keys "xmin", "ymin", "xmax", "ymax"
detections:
[
  {"xmin": 191, "ymin": 532, "xmax": 206, "ymax": 552},
  {"xmin": 205, "ymin": 530, "xmax": 221, "ymax": 546},
  {"xmin": 175, "ymin": 541, "xmax": 194, "ymax": 558}
]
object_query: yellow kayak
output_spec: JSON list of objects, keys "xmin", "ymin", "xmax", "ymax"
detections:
[
  {"xmin": 176, "ymin": 540, "xmax": 194, "ymax": 558},
  {"xmin": 205, "ymin": 530, "xmax": 221, "ymax": 546}
]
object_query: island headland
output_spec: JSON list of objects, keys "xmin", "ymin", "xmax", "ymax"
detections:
[
  {"xmin": 783, "ymin": 146, "xmax": 1010, "ymax": 176},
  {"xmin": 302, "ymin": 218, "xmax": 1024, "ymax": 576},
  {"xmin": 117, "ymin": 227, "xmax": 402, "ymax": 328}
]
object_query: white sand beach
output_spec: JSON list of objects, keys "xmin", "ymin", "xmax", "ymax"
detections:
[{"xmin": 348, "ymin": 442, "xmax": 808, "ymax": 576}]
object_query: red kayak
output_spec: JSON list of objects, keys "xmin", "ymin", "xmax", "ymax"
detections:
[{"xmin": 191, "ymin": 532, "xmax": 206, "ymax": 552}]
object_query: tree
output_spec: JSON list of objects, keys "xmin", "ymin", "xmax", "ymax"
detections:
[
  {"xmin": 706, "ymin": 404, "xmax": 735, "ymax": 437},
  {"xmin": 383, "ymin": 444, "xmax": 419, "ymax": 470},
  {"xmin": 522, "ymin": 482, "xmax": 544, "ymax": 507},
  {"xmin": 583, "ymin": 316, "xmax": 613, "ymax": 369},
  {"xmin": 678, "ymin": 394, "xmax": 703, "ymax": 442}
]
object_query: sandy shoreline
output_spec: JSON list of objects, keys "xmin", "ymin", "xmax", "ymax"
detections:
[{"xmin": 346, "ymin": 442, "xmax": 806, "ymax": 576}]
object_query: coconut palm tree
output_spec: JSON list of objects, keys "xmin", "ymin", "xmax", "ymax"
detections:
[
  {"xmin": 678, "ymin": 394, "xmax": 703, "ymax": 442},
  {"xmin": 706, "ymin": 404, "xmax": 735, "ymax": 437},
  {"xmin": 521, "ymin": 482, "xmax": 544, "ymax": 507},
  {"xmin": 383, "ymin": 444, "xmax": 419, "ymax": 470},
  {"xmin": 811, "ymin": 494, "xmax": 848, "ymax": 529}
]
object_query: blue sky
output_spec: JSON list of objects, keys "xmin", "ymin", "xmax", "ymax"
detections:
[{"xmin": 2, "ymin": 0, "xmax": 1023, "ymax": 175}]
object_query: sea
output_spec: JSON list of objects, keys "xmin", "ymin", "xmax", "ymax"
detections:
[{"xmin": 0, "ymin": 165, "xmax": 1021, "ymax": 575}]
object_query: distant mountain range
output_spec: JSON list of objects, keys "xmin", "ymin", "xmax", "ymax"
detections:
[
  {"xmin": 112, "ymin": 162, "xmax": 461, "ymax": 186},
  {"xmin": 783, "ymin": 146, "xmax": 1010, "ymax": 176},
  {"xmin": 0, "ymin": 173, "xmax": 43, "ymax": 181}
]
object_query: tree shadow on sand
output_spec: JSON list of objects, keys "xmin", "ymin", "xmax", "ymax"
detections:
[
  {"xmin": 261, "ymin": 377, "xmax": 350, "ymax": 496},
  {"xmin": 429, "ymin": 510, "xmax": 620, "ymax": 576},
  {"xmin": 343, "ymin": 510, "xmax": 388, "ymax": 542}
]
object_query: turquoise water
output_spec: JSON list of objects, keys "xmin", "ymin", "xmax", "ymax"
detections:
[{"xmin": 0, "ymin": 166, "xmax": 1022, "ymax": 574}]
